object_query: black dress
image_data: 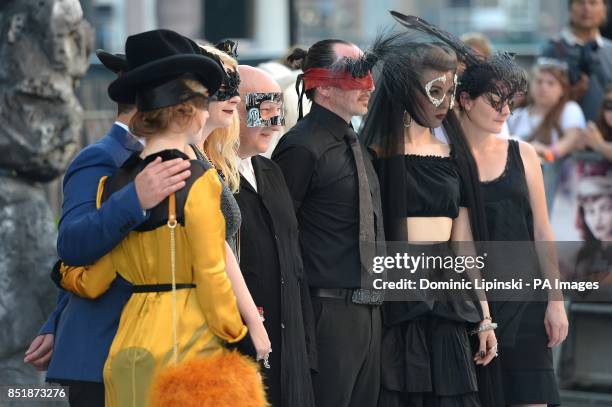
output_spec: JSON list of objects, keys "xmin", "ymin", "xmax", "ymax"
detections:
[
  {"xmin": 378, "ymin": 154, "xmax": 482, "ymax": 407},
  {"xmin": 234, "ymin": 155, "xmax": 316, "ymax": 407},
  {"xmin": 480, "ymin": 139, "xmax": 560, "ymax": 406}
]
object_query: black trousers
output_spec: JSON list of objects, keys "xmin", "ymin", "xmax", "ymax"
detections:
[
  {"xmin": 311, "ymin": 296, "xmax": 382, "ymax": 407},
  {"xmin": 53, "ymin": 380, "xmax": 104, "ymax": 407}
]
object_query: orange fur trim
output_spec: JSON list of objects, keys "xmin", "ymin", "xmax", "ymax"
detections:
[{"xmin": 149, "ymin": 350, "xmax": 268, "ymax": 407}]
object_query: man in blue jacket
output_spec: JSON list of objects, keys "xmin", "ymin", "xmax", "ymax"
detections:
[{"xmin": 24, "ymin": 48, "xmax": 191, "ymax": 406}]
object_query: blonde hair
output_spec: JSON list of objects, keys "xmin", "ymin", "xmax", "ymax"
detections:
[
  {"xmin": 198, "ymin": 44, "xmax": 241, "ymax": 193},
  {"xmin": 460, "ymin": 32, "xmax": 493, "ymax": 58},
  {"xmin": 129, "ymin": 78, "xmax": 208, "ymax": 138}
]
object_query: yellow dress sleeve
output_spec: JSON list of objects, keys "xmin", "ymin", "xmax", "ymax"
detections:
[
  {"xmin": 185, "ymin": 169, "xmax": 248, "ymax": 343},
  {"xmin": 60, "ymin": 254, "xmax": 116, "ymax": 299},
  {"xmin": 60, "ymin": 175, "xmax": 117, "ymax": 299}
]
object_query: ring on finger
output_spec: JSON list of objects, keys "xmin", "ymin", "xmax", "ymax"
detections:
[{"xmin": 263, "ymin": 354, "xmax": 271, "ymax": 369}]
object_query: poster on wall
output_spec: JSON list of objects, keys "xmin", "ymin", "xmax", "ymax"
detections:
[{"xmin": 552, "ymin": 156, "xmax": 612, "ymax": 294}]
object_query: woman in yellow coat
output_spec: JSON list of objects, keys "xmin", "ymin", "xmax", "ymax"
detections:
[{"xmin": 59, "ymin": 30, "xmax": 253, "ymax": 406}]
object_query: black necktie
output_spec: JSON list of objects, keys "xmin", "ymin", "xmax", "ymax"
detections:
[{"xmin": 345, "ymin": 128, "xmax": 378, "ymax": 275}]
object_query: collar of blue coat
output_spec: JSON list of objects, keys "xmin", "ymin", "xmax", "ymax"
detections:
[{"xmin": 109, "ymin": 122, "xmax": 143, "ymax": 153}]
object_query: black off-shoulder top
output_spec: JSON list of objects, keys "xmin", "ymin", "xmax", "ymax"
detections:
[{"xmin": 404, "ymin": 154, "xmax": 466, "ymax": 218}]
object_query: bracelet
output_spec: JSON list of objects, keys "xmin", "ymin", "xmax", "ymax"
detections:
[
  {"xmin": 469, "ymin": 322, "xmax": 498, "ymax": 335},
  {"xmin": 551, "ymin": 143, "xmax": 561, "ymax": 160},
  {"xmin": 543, "ymin": 149, "xmax": 555, "ymax": 162},
  {"xmin": 482, "ymin": 315, "xmax": 492, "ymax": 322}
]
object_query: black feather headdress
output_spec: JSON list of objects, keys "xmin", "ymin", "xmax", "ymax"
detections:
[
  {"xmin": 390, "ymin": 11, "xmax": 482, "ymax": 66},
  {"xmin": 360, "ymin": 12, "xmax": 495, "ymax": 243},
  {"xmin": 332, "ymin": 52, "xmax": 380, "ymax": 78},
  {"xmin": 458, "ymin": 52, "xmax": 528, "ymax": 112}
]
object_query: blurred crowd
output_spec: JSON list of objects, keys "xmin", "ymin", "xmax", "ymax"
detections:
[{"xmin": 507, "ymin": 0, "xmax": 612, "ymax": 247}]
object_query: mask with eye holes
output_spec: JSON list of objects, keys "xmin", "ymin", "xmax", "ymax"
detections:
[
  {"xmin": 424, "ymin": 73, "xmax": 458, "ymax": 109},
  {"xmin": 457, "ymin": 53, "xmax": 527, "ymax": 113},
  {"xmin": 244, "ymin": 92, "xmax": 285, "ymax": 127},
  {"xmin": 210, "ymin": 69, "xmax": 241, "ymax": 102}
]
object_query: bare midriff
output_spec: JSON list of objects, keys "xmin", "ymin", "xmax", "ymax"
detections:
[{"xmin": 405, "ymin": 217, "xmax": 453, "ymax": 242}]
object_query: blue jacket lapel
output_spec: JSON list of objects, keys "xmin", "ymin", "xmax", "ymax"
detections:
[{"xmin": 108, "ymin": 123, "xmax": 143, "ymax": 153}]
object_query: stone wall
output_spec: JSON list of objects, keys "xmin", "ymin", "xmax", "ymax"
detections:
[{"xmin": 0, "ymin": 0, "xmax": 92, "ymax": 398}]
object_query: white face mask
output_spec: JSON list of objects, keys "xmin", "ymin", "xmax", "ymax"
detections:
[{"xmin": 424, "ymin": 73, "xmax": 458, "ymax": 109}]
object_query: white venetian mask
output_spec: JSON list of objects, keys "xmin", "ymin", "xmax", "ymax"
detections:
[{"xmin": 424, "ymin": 73, "xmax": 458, "ymax": 110}]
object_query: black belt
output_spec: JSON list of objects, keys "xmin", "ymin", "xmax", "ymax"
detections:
[
  {"xmin": 311, "ymin": 288, "xmax": 354, "ymax": 299},
  {"xmin": 311, "ymin": 288, "xmax": 384, "ymax": 305},
  {"xmin": 132, "ymin": 283, "xmax": 196, "ymax": 293}
]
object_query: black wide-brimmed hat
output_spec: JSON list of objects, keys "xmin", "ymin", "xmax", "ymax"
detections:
[
  {"xmin": 96, "ymin": 49, "xmax": 128, "ymax": 73},
  {"xmin": 108, "ymin": 29, "xmax": 224, "ymax": 107}
]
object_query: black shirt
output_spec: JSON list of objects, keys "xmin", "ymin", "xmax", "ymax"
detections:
[{"xmin": 272, "ymin": 103, "xmax": 364, "ymax": 288}]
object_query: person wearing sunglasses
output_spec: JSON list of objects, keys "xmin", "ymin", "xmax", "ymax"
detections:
[{"xmin": 458, "ymin": 53, "xmax": 569, "ymax": 407}]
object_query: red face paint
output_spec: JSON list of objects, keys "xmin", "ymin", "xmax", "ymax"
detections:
[{"xmin": 303, "ymin": 68, "xmax": 374, "ymax": 91}]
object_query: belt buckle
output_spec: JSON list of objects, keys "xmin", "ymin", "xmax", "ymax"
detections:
[{"xmin": 351, "ymin": 288, "xmax": 384, "ymax": 305}]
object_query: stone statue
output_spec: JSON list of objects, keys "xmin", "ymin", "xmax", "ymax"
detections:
[{"xmin": 0, "ymin": 0, "xmax": 92, "ymax": 396}]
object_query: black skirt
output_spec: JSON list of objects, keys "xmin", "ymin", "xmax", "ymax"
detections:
[
  {"xmin": 497, "ymin": 302, "xmax": 560, "ymax": 406},
  {"xmin": 379, "ymin": 318, "xmax": 481, "ymax": 407}
]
